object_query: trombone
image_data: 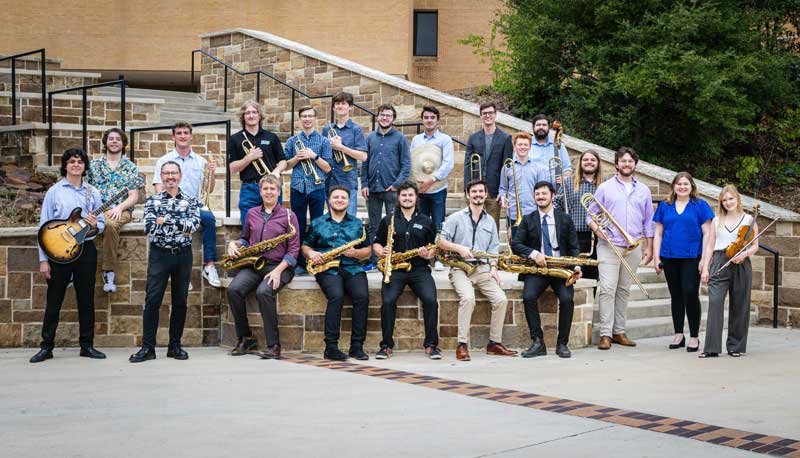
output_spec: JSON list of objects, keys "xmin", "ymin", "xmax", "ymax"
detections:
[
  {"xmin": 295, "ymin": 137, "xmax": 323, "ymax": 185},
  {"xmin": 326, "ymin": 126, "xmax": 354, "ymax": 172},
  {"xmin": 503, "ymin": 158, "xmax": 522, "ymax": 228},
  {"xmin": 549, "ymin": 157, "xmax": 569, "ymax": 214},
  {"xmin": 469, "ymin": 153, "xmax": 482, "ymax": 182},
  {"xmin": 243, "ymin": 131, "xmax": 271, "ymax": 176},
  {"xmin": 580, "ymin": 193, "xmax": 649, "ymax": 298},
  {"xmin": 199, "ymin": 156, "xmax": 218, "ymax": 211}
]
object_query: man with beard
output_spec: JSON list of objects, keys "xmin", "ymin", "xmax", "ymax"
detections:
[
  {"xmin": 530, "ymin": 114, "xmax": 572, "ymax": 181},
  {"xmin": 372, "ymin": 181, "xmax": 441, "ymax": 360},
  {"xmin": 511, "ymin": 181, "xmax": 582, "ymax": 359},
  {"xmin": 438, "ymin": 180, "xmax": 517, "ymax": 361},
  {"xmin": 588, "ymin": 147, "xmax": 654, "ymax": 350},
  {"xmin": 562, "ymin": 149, "xmax": 602, "ymax": 279}
]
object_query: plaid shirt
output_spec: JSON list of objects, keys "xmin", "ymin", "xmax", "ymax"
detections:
[
  {"xmin": 564, "ymin": 178, "xmax": 596, "ymax": 232},
  {"xmin": 87, "ymin": 155, "xmax": 139, "ymax": 212},
  {"xmin": 284, "ymin": 130, "xmax": 333, "ymax": 193}
]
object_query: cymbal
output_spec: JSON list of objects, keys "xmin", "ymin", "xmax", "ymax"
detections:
[{"xmin": 410, "ymin": 143, "xmax": 446, "ymax": 193}]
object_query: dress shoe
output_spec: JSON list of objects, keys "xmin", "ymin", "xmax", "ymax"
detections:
[
  {"xmin": 348, "ymin": 347, "xmax": 369, "ymax": 361},
  {"xmin": 129, "ymin": 347, "xmax": 156, "ymax": 363},
  {"xmin": 486, "ymin": 342, "xmax": 518, "ymax": 356},
  {"xmin": 456, "ymin": 343, "xmax": 471, "ymax": 361},
  {"xmin": 556, "ymin": 343, "xmax": 571, "ymax": 358},
  {"xmin": 167, "ymin": 344, "xmax": 189, "ymax": 360},
  {"xmin": 29, "ymin": 349, "xmax": 53, "ymax": 363},
  {"xmin": 521, "ymin": 337, "xmax": 547, "ymax": 358},
  {"xmin": 324, "ymin": 347, "xmax": 349, "ymax": 361},
  {"xmin": 259, "ymin": 344, "xmax": 281, "ymax": 359},
  {"xmin": 612, "ymin": 333, "xmax": 636, "ymax": 347},
  {"xmin": 80, "ymin": 346, "xmax": 106, "ymax": 359},
  {"xmin": 597, "ymin": 336, "xmax": 612, "ymax": 350},
  {"xmin": 669, "ymin": 336, "xmax": 686, "ymax": 349},
  {"xmin": 230, "ymin": 336, "xmax": 258, "ymax": 356}
]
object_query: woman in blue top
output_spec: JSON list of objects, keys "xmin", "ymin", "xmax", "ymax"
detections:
[{"xmin": 653, "ymin": 172, "xmax": 714, "ymax": 352}]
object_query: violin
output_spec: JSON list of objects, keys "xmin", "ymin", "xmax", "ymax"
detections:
[{"xmin": 725, "ymin": 204, "xmax": 759, "ymax": 259}]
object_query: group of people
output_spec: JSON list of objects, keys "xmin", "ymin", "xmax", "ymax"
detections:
[{"xmin": 29, "ymin": 93, "xmax": 757, "ymax": 365}]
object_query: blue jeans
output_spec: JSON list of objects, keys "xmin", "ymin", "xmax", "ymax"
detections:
[
  {"xmin": 239, "ymin": 181, "xmax": 283, "ymax": 223},
  {"xmin": 199, "ymin": 209, "xmax": 217, "ymax": 263},
  {"xmin": 418, "ymin": 188, "xmax": 447, "ymax": 233},
  {"xmin": 290, "ymin": 187, "xmax": 326, "ymax": 268}
]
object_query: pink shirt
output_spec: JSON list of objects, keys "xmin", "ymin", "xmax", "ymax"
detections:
[{"xmin": 587, "ymin": 175, "xmax": 655, "ymax": 246}]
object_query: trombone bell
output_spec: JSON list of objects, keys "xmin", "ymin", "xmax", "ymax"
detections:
[{"xmin": 469, "ymin": 153, "xmax": 482, "ymax": 182}]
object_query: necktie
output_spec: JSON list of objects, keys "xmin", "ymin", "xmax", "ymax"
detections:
[{"xmin": 542, "ymin": 215, "xmax": 554, "ymax": 256}]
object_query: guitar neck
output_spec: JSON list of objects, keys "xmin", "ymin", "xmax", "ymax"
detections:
[{"xmin": 88, "ymin": 187, "xmax": 130, "ymax": 218}]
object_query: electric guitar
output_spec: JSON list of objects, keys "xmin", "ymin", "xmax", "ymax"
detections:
[{"xmin": 38, "ymin": 176, "xmax": 145, "ymax": 264}]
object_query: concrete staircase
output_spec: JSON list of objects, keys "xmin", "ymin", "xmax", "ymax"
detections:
[{"xmin": 95, "ymin": 87, "xmax": 237, "ymax": 125}]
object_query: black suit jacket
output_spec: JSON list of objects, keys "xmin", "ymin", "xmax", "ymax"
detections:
[
  {"xmin": 464, "ymin": 127, "xmax": 513, "ymax": 197},
  {"xmin": 510, "ymin": 208, "xmax": 580, "ymax": 279}
]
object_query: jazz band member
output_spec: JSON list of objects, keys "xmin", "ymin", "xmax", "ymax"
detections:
[
  {"xmin": 228, "ymin": 100, "xmax": 287, "ymax": 223},
  {"xmin": 373, "ymin": 181, "xmax": 442, "ymax": 360},
  {"xmin": 130, "ymin": 161, "xmax": 200, "ymax": 363},
  {"xmin": 31, "ymin": 149, "xmax": 106, "ymax": 363},
  {"xmin": 511, "ymin": 181, "xmax": 582, "ymax": 359},
  {"xmin": 563, "ymin": 149, "xmax": 602, "ymax": 280},
  {"xmin": 439, "ymin": 179, "xmax": 517, "ymax": 361},
  {"xmin": 530, "ymin": 114, "xmax": 572, "ymax": 179},
  {"xmin": 322, "ymin": 92, "xmax": 368, "ymax": 216},
  {"xmin": 464, "ymin": 102, "xmax": 513, "ymax": 231},
  {"xmin": 588, "ymin": 147, "xmax": 654, "ymax": 350},
  {"xmin": 88, "ymin": 127, "xmax": 140, "ymax": 293},
  {"xmin": 152, "ymin": 122, "xmax": 221, "ymax": 288},
  {"xmin": 303, "ymin": 186, "xmax": 371, "ymax": 361},
  {"xmin": 499, "ymin": 132, "xmax": 549, "ymax": 238},
  {"xmin": 226, "ymin": 174, "xmax": 300, "ymax": 359}
]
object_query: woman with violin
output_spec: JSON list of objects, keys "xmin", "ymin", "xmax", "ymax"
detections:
[
  {"xmin": 653, "ymin": 172, "xmax": 714, "ymax": 352},
  {"xmin": 699, "ymin": 185, "xmax": 759, "ymax": 358}
]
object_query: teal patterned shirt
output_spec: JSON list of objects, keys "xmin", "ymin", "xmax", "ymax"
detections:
[
  {"xmin": 87, "ymin": 155, "xmax": 140, "ymax": 212},
  {"xmin": 303, "ymin": 213, "xmax": 368, "ymax": 276}
]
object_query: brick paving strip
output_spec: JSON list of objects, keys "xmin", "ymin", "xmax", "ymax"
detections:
[{"xmin": 282, "ymin": 355, "xmax": 800, "ymax": 457}]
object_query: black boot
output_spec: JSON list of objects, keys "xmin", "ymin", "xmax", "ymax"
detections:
[
  {"xmin": 324, "ymin": 347, "xmax": 349, "ymax": 361},
  {"xmin": 521, "ymin": 337, "xmax": 547, "ymax": 358}
]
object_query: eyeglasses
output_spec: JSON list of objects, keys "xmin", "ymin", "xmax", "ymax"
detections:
[
  {"xmin": 162, "ymin": 171, "xmax": 180, "ymax": 176},
  {"xmin": 378, "ymin": 113, "xmax": 394, "ymax": 119},
  {"xmin": 300, "ymin": 114, "xmax": 316, "ymax": 119},
  {"xmin": 480, "ymin": 111, "xmax": 496, "ymax": 117}
]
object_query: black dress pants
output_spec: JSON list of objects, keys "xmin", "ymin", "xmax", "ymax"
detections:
[
  {"xmin": 662, "ymin": 257, "xmax": 702, "ymax": 337},
  {"xmin": 41, "ymin": 241, "xmax": 97, "ymax": 350},
  {"xmin": 522, "ymin": 274, "xmax": 575, "ymax": 345},
  {"xmin": 380, "ymin": 267, "xmax": 439, "ymax": 349},
  {"xmin": 142, "ymin": 245, "xmax": 192, "ymax": 349},
  {"xmin": 317, "ymin": 270, "xmax": 369, "ymax": 350}
]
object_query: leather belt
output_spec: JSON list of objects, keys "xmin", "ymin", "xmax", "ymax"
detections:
[{"xmin": 150, "ymin": 244, "xmax": 191, "ymax": 254}]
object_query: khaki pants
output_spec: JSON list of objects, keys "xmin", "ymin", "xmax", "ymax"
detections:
[
  {"xmin": 484, "ymin": 196, "xmax": 502, "ymax": 232},
  {"xmin": 449, "ymin": 264, "xmax": 508, "ymax": 344},
  {"xmin": 101, "ymin": 210, "xmax": 132, "ymax": 272},
  {"xmin": 596, "ymin": 240, "xmax": 642, "ymax": 337}
]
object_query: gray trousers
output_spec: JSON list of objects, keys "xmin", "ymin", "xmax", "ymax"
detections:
[
  {"xmin": 367, "ymin": 191, "xmax": 397, "ymax": 254},
  {"xmin": 703, "ymin": 250, "xmax": 751, "ymax": 354}
]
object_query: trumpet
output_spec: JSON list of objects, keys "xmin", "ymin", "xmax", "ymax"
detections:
[
  {"xmin": 549, "ymin": 157, "xmax": 569, "ymax": 214},
  {"xmin": 295, "ymin": 137, "xmax": 323, "ymax": 185},
  {"xmin": 580, "ymin": 193, "xmax": 649, "ymax": 298},
  {"xmin": 199, "ymin": 156, "xmax": 216, "ymax": 211},
  {"xmin": 243, "ymin": 132, "xmax": 271, "ymax": 176},
  {"xmin": 469, "ymin": 153, "xmax": 482, "ymax": 182},
  {"xmin": 327, "ymin": 126, "xmax": 354, "ymax": 172},
  {"xmin": 503, "ymin": 158, "xmax": 522, "ymax": 228}
]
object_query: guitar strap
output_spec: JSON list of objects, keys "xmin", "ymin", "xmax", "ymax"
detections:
[{"xmin": 83, "ymin": 178, "xmax": 94, "ymax": 211}]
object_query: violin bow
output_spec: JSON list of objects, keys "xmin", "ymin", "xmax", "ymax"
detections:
[{"xmin": 713, "ymin": 218, "xmax": 779, "ymax": 276}]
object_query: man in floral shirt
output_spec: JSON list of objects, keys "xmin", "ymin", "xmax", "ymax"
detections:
[{"xmin": 87, "ymin": 128, "xmax": 140, "ymax": 293}]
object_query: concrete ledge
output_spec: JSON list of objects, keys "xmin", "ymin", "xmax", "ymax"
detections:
[{"xmin": 0, "ymin": 91, "xmax": 165, "ymax": 105}]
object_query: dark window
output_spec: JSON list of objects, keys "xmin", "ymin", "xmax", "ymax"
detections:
[{"xmin": 414, "ymin": 11, "xmax": 438, "ymax": 57}]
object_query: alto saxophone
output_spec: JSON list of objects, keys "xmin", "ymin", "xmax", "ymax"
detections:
[
  {"xmin": 220, "ymin": 211, "xmax": 296, "ymax": 275},
  {"xmin": 381, "ymin": 214, "xmax": 395, "ymax": 284},
  {"xmin": 378, "ymin": 242, "xmax": 439, "ymax": 276},
  {"xmin": 307, "ymin": 225, "xmax": 367, "ymax": 275},
  {"xmin": 497, "ymin": 253, "xmax": 581, "ymax": 286}
]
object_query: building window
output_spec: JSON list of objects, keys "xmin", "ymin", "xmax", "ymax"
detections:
[{"xmin": 414, "ymin": 11, "xmax": 438, "ymax": 57}]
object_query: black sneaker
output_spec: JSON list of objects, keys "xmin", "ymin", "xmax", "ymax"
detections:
[
  {"xmin": 324, "ymin": 347, "xmax": 349, "ymax": 361},
  {"xmin": 348, "ymin": 347, "xmax": 369, "ymax": 361},
  {"xmin": 426, "ymin": 346, "xmax": 443, "ymax": 360},
  {"xmin": 375, "ymin": 347, "xmax": 393, "ymax": 360}
]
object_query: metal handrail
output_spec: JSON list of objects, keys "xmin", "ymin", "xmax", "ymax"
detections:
[
  {"xmin": 129, "ymin": 120, "xmax": 233, "ymax": 218},
  {"xmin": 1, "ymin": 48, "xmax": 46, "ymax": 125},
  {"xmin": 47, "ymin": 79, "xmax": 126, "ymax": 165},
  {"xmin": 758, "ymin": 243, "xmax": 781, "ymax": 328}
]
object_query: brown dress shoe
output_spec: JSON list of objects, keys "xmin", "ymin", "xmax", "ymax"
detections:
[
  {"xmin": 597, "ymin": 336, "xmax": 612, "ymax": 350},
  {"xmin": 259, "ymin": 344, "xmax": 282, "ymax": 359},
  {"xmin": 612, "ymin": 333, "xmax": 637, "ymax": 347},
  {"xmin": 486, "ymin": 342, "xmax": 518, "ymax": 356},
  {"xmin": 456, "ymin": 343, "xmax": 471, "ymax": 361}
]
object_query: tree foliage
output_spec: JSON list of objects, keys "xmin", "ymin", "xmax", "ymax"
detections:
[{"xmin": 470, "ymin": 0, "xmax": 800, "ymax": 190}]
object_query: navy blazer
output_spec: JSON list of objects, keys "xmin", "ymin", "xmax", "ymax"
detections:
[{"xmin": 464, "ymin": 127, "xmax": 513, "ymax": 197}]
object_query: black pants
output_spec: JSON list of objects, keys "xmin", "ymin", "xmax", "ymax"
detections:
[
  {"xmin": 380, "ymin": 267, "xmax": 439, "ymax": 349},
  {"xmin": 227, "ymin": 263, "xmax": 294, "ymax": 347},
  {"xmin": 662, "ymin": 257, "xmax": 702, "ymax": 337},
  {"xmin": 142, "ymin": 245, "xmax": 192, "ymax": 349},
  {"xmin": 317, "ymin": 270, "xmax": 369, "ymax": 349},
  {"xmin": 41, "ymin": 241, "xmax": 97, "ymax": 350},
  {"xmin": 577, "ymin": 231, "xmax": 598, "ymax": 280},
  {"xmin": 522, "ymin": 274, "xmax": 574, "ymax": 345}
]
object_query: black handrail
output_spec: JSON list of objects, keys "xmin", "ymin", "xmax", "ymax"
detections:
[
  {"xmin": 47, "ymin": 79, "xmax": 126, "ymax": 165},
  {"xmin": 129, "ymin": 120, "xmax": 233, "ymax": 218},
  {"xmin": 1, "ymin": 48, "xmax": 46, "ymax": 125},
  {"xmin": 758, "ymin": 243, "xmax": 781, "ymax": 328}
]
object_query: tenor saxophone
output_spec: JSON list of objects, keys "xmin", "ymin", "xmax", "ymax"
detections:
[
  {"xmin": 220, "ymin": 211, "xmax": 296, "ymax": 275},
  {"xmin": 381, "ymin": 214, "xmax": 395, "ymax": 284},
  {"xmin": 307, "ymin": 225, "xmax": 367, "ymax": 275},
  {"xmin": 378, "ymin": 242, "xmax": 439, "ymax": 276}
]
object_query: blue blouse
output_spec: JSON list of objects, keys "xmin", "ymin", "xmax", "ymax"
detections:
[{"xmin": 653, "ymin": 198, "xmax": 715, "ymax": 259}]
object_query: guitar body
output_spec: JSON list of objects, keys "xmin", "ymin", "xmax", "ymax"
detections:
[{"xmin": 38, "ymin": 208, "xmax": 98, "ymax": 264}]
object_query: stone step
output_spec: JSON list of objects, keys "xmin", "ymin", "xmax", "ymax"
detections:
[
  {"xmin": 96, "ymin": 87, "xmax": 208, "ymax": 101},
  {"xmin": 591, "ymin": 311, "xmax": 758, "ymax": 344}
]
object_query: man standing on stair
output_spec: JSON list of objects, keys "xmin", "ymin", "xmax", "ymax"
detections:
[
  {"xmin": 322, "ymin": 92, "xmax": 367, "ymax": 216},
  {"xmin": 152, "ymin": 122, "xmax": 222, "ymax": 288},
  {"xmin": 88, "ymin": 128, "xmax": 140, "ymax": 293}
]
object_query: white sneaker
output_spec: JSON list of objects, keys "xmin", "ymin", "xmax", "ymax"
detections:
[
  {"xmin": 188, "ymin": 281, "xmax": 193, "ymax": 291},
  {"xmin": 202, "ymin": 265, "xmax": 221, "ymax": 288},
  {"xmin": 434, "ymin": 260, "xmax": 446, "ymax": 271},
  {"xmin": 102, "ymin": 271, "xmax": 117, "ymax": 293}
]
